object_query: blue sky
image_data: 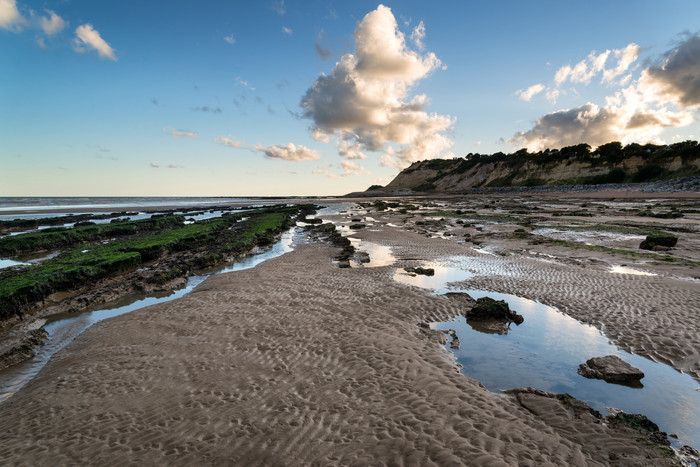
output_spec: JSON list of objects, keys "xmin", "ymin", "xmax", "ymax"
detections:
[{"xmin": 2, "ymin": 1, "xmax": 699, "ymax": 196}]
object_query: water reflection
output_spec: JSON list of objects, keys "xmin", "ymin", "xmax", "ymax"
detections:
[{"xmin": 395, "ymin": 260, "xmax": 700, "ymax": 450}]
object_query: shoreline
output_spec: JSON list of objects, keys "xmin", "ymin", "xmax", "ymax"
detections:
[{"xmin": 0, "ymin": 194, "xmax": 698, "ymax": 464}]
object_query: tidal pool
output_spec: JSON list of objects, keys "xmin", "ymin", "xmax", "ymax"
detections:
[{"xmin": 396, "ymin": 259, "xmax": 700, "ymax": 450}]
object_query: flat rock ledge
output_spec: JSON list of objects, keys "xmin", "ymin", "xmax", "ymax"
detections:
[{"xmin": 578, "ymin": 355, "xmax": 645, "ymax": 385}]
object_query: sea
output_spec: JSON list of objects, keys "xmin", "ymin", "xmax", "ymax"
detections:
[{"xmin": 0, "ymin": 197, "xmax": 291, "ymax": 220}]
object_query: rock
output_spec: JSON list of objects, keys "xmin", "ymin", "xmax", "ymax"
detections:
[
  {"xmin": 404, "ymin": 267, "xmax": 435, "ymax": 276},
  {"xmin": 466, "ymin": 297, "xmax": 524, "ymax": 325},
  {"xmin": 355, "ymin": 251, "xmax": 370, "ymax": 264},
  {"xmin": 639, "ymin": 234, "xmax": 677, "ymax": 250},
  {"xmin": 578, "ymin": 355, "xmax": 644, "ymax": 385},
  {"xmin": 349, "ymin": 223, "xmax": 366, "ymax": 230}
]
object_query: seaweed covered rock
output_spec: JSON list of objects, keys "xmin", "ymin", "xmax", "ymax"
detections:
[
  {"xmin": 608, "ymin": 412, "xmax": 671, "ymax": 447},
  {"xmin": 639, "ymin": 234, "xmax": 678, "ymax": 251},
  {"xmin": 467, "ymin": 297, "xmax": 524, "ymax": 325},
  {"xmin": 578, "ymin": 355, "xmax": 644, "ymax": 386}
]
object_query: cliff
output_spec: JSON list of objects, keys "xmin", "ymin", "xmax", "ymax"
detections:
[{"xmin": 375, "ymin": 141, "xmax": 700, "ymax": 194}]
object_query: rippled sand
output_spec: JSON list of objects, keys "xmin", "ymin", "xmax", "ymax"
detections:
[{"xmin": 1, "ymin": 197, "xmax": 696, "ymax": 465}]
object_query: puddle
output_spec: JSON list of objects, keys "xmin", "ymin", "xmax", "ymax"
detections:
[
  {"xmin": 348, "ymin": 239, "xmax": 396, "ymax": 268},
  {"xmin": 0, "ymin": 258, "xmax": 29, "ymax": 269},
  {"xmin": 395, "ymin": 260, "xmax": 700, "ymax": 450},
  {"xmin": 0, "ymin": 226, "xmax": 303, "ymax": 403},
  {"xmin": 610, "ymin": 265, "xmax": 657, "ymax": 276},
  {"xmin": 394, "ymin": 261, "xmax": 474, "ymax": 291}
]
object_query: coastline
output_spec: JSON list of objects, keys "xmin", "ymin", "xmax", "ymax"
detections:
[{"xmin": 0, "ymin": 192, "xmax": 699, "ymax": 464}]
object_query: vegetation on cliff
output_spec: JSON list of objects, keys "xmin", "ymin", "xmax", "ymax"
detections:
[{"xmin": 380, "ymin": 140, "xmax": 700, "ymax": 192}]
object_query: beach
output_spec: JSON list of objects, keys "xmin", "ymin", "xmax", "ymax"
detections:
[{"xmin": 1, "ymin": 194, "xmax": 699, "ymax": 465}]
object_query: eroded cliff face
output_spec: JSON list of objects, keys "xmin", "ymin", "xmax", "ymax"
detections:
[{"xmin": 383, "ymin": 155, "xmax": 699, "ymax": 193}]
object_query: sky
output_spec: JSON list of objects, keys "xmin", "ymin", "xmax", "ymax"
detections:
[{"xmin": 2, "ymin": 0, "xmax": 699, "ymax": 197}]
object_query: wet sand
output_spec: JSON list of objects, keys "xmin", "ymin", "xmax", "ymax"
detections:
[{"xmin": 1, "ymin": 195, "xmax": 698, "ymax": 465}]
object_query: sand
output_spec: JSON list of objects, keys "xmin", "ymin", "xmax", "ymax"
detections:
[{"xmin": 1, "ymin": 197, "xmax": 697, "ymax": 465}]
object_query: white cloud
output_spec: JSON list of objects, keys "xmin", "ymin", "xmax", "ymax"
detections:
[
  {"xmin": 639, "ymin": 34, "xmax": 700, "ymax": 108},
  {"xmin": 214, "ymin": 136, "xmax": 242, "ymax": 148},
  {"xmin": 40, "ymin": 10, "xmax": 66, "ymax": 35},
  {"xmin": 163, "ymin": 127, "xmax": 199, "ymax": 139},
  {"xmin": 603, "ymin": 43, "xmax": 641, "ymax": 84},
  {"xmin": 150, "ymin": 162, "xmax": 159, "ymax": 168},
  {"xmin": 340, "ymin": 159, "xmax": 370, "ymax": 176},
  {"xmin": 513, "ymin": 36, "xmax": 698, "ymax": 150},
  {"xmin": 224, "ymin": 34, "xmax": 235, "ymax": 44},
  {"xmin": 516, "ymin": 83, "xmax": 545, "ymax": 101},
  {"xmin": 301, "ymin": 5, "xmax": 454, "ymax": 169},
  {"xmin": 254, "ymin": 143, "xmax": 321, "ymax": 161},
  {"xmin": 337, "ymin": 140, "xmax": 367, "ymax": 159},
  {"xmin": 282, "ymin": 26, "xmax": 292, "ymax": 35},
  {"xmin": 410, "ymin": 20, "xmax": 425, "ymax": 49},
  {"xmin": 235, "ymin": 77, "xmax": 255, "ymax": 91},
  {"xmin": 73, "ymin": 24, "xmax": 117, "ymax": 60},
  {"xmin": 0, "ymin": 0, "xmax": 24, "ymax": 31}
]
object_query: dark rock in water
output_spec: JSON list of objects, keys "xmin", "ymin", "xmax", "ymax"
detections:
[
  {"xmin": 349, "ymin": 223, "xmax": 366, "ymax": 230},
  {"xmin": 578, "ymin": 355, "xmax": 644, "ymax": 386},
  {"xmin": 446, "ymin": 329, "xmax": 460, "ymax": 349},
  {"xmin": 466, "ymin": 297, "xmax": 524, "ymax": 325},
  {"xmin": 404, "ymin": 267, "xmax": 435, "ymax": 276},
  {"xmin": 355, "ymin": 251, "xmax": 370, "ymax": 264},
  {"xmin": 301, "ymin": 217, "xmax": 323, "ymax": 224},
  {"xmin": 639, "ymin": 234, "xmax": 677, "ymax": 250},
  {"xmin": 337, "ymin": 260, "xmax": 351, "ymax": 269}
]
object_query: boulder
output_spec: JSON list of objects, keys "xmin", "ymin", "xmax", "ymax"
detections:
[
  {"xmin": 578, "ymin": 355, "xmax": 644, "ymax": 386},
  {"xmin": 639, "ymin": 234, "xmax": 677, "ymax": 250},
  {"xmin": 466, "ymin": 297, "xmax": 524, "ymax": 325}
]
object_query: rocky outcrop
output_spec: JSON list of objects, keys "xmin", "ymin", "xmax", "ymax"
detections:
[
  {"xmin": 578, "ymin": 355, "xmax": 644, "ymax": 386},
  {"xmin": 467, "ymin": 297, "xmax": 524, "ymax": 325},
  {"xmin": 639, "ymin": 234, "xmax": 678, "ymax": 251}
]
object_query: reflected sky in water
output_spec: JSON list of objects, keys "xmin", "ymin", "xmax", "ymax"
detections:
[{"xmin": 395, "ymin": 259, "xmax": 700, "ymax": 450}]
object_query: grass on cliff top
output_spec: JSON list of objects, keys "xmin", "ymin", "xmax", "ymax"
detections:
[{"xmin": 0, "ymin": 205, "xmax": 307, "ymax": 320}]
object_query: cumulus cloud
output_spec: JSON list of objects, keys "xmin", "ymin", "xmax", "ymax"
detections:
[
  {"xmin": 0, "ymin": 0, "xmax": 24, "ymax": 31},
  {"xmin": 282, "ymin": 26, "xmax": 292, "ymax": 35},
  {"xmin": 40, "ymin": 10, "xmax": 66, "ymax": 35},
  {"xmin": 73, "ymin": 24, "xmax": 116, "ymax": 60},
  {"xmin": 516, "ymin": 83, "xmax": 545, "ymax": 102},
  {"xmin": 224, "ymin": 34, "xmax": 235, "ymax": 44},
  {"xmin": 301, "ymin": 5, "xmax": 453, "ymax": 169},
  {"xmin": 513, "ymin": 35, "xmax": 698, "ymax": 150},
  {"xmin": 163, "ymin": 127, "xmax": 198, "ymax": 139},
  {"xmin": 640, "ymin": 34, "xmax": 700, "ymax": 107},
  {"xmin": 603, "ymin": 43, "xmax": 641, "ymax": 84},
  {"xmin": 254, "ymin": 143, "xmax": 321, "ymax": 161},
  {"xmin": 214, "ymin": 136, "xmax": 242, "ymax": 148}
]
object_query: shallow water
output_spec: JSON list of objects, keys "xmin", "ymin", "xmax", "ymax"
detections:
[
  {"xmin": 348, "ymin": 239, "xmax": 396, "ymax": 268},
  {"xmin": 396, "ymin": 259, "xmax": 700, "ymax": 450},
  {"xmin": 0, "ymin": 226, "xmax": 302, "ymax": 403},
  {"xmin": 0, "ymin": 258, "xmax": 29, "ymax": 269}
]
